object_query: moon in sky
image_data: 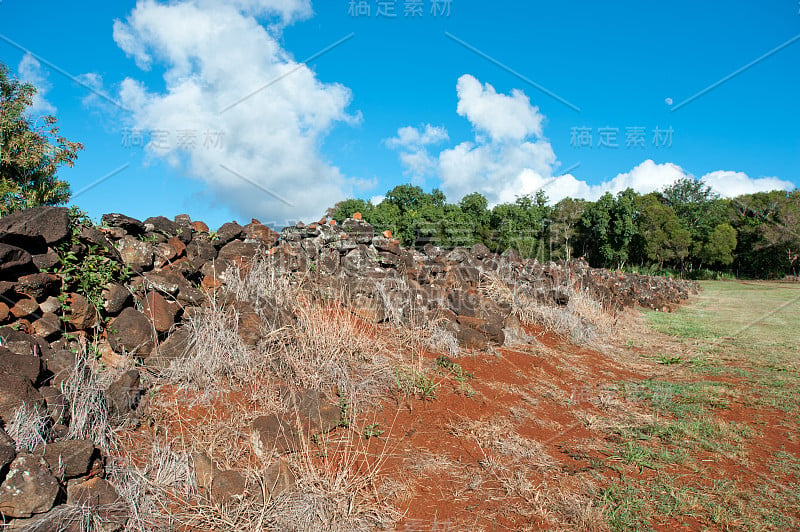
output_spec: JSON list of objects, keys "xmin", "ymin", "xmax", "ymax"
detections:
[{"xmin": 665, "ymin": 97, "xmax": 674, "ymax": 106}]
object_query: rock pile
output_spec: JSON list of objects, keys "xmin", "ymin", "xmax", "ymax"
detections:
[{"xmin": 0, "ymin": 206, "xmax": 698, "ymax": 526}]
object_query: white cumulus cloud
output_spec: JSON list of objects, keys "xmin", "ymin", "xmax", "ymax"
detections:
[
  {"xmin": 386, "ymin": 124, "xmax": 449, "ymax": 150},
  {"xmin": 112, "ymin": 0, "xmax": 356, "ymax": 224},
  {"xmin": 17, "ymin": 53, "xmax": 56, "ymax": 116},
  {"xmin": 385, "ymin": 124, "xmax": 449, "ymax": 179},
  {"xmin": 701, "ymin": 170, "xmax": 795, "ymax": 198},
  {"xmin": 393, "ymin": 75, "xmax": 795, "ymax": 206},
  {"xmin": 456, "ymin": 74, "xmax": 544, "ymax": 142}
]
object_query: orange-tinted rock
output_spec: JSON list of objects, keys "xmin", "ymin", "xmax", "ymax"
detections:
[
  {"xmin": 167, "ymin": 237, "xmax": 186, "ymax": 258},
  {"xmin": 202, "ymin": 275, "xmax": 222, "ymax": 290},
  {"xmin": 191, "ymin": 221, "xmax": 209, "ymax": 233},
  {"xmin": 10, "ymin": 298, "xmax": 39, "ymax": 319},
  {"xmin": 141, "ymin": 292, "xmax": 177, "ymax": 333},
  {"xmin": 67, "ymin": 293, "xmax": 99, "ymax": 330}
]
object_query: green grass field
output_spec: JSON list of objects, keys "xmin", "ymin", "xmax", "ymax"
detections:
[{"xmin": 601, "ymin": 281, "xmax": 800, "ymax": 531}]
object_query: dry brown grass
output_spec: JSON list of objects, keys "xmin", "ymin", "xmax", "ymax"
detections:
[
  {"xmin": 449, "ymin": 417, "xmax": 556, "ymax": 470},
  {"xmin": 480, "ymin": 272, "xmax": 616, "ymax": 345},
  {"xmin": 60, "ymin": 342, "xmax": 114, "ymax": 449},
  {"xmin": 109, "ymin": 253, "xmax": 404, "ymax": 530},
  {"xmin": 269, "ymin": 429, "xmax": 399, "ymax": 531},
  {"xmin": 276, "ymin": 302, "xmax": 395, "ymax": 416},
  {"xmin": 5, "ymin": 402, "xmax": 50, "ymax": 453},
  {"xmin": 163, "ymin": 298, "xmax": 265, "ymax": 399}
]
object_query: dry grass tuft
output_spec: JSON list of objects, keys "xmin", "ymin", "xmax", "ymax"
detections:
[
  {"xmin": 275, "ymin": 301, "xmax": 395, "ymax": 415},
  {"xmin": 481, "ymin": 272, "xmax": 615, "ymax": 345},
  {"xmin": 223, "ymin": 251, "xmax": 299, "ymax": 310},
  {"xmin": 60, "ymin": 343, "xmax": 113, "ymax": 449},
  {"xmin": 103, "ymin": 439, "xmax": 196, "ymax": 531},
  {"xmin": 5, "ymin": 402, "xmax": 50, "ymax": 452},
  {"xmin": 269, "ymin": 429, "xmax": 399, "ymax": 532},
  {"xmin": 164, "ymin": 298, "xmax": 262, "ymax": 398},
  {"xmin": 450, "ymin": 417, "xmax": 557, "ymax": 471},
  {"xmin": 424, "ymin": 324, "xmax": 460, "ymax": 359}
]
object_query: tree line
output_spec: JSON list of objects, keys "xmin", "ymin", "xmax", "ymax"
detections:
[{"xmin": 329, "ymin": 182, "xmax": 800, "ymax": 279}]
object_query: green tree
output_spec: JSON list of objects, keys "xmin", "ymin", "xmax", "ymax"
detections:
[
  {"xmin": 580, "ymin": 193, "xmax": 613, "ymax": 266},
  {"xmin": 731, "ymin": 190, "xmax": 800, "ymax": 277},
  {"xmin": 610, "ymin": 188, "xmax": 637, "ymax": 268},
  {"xmin": 0, "ymin": 62, "xmax": 82, "ymax": 216},
  {"xmin": 329, "ymin": 198, "xmax": 372, "ymax": 223},
  {"xmin": 700, "ymin": 223, "xmax": 737, "ymax": 267},
  {"xmin": 489, "ymin": 192, "xmax": 550, "ymax": 259},
  {"xmin": 633, "ymin": 193, "xmax": 690, "ymax": 268},
  {"xmin": 459, "ymin": 192, "xmax": 490, "ymax": 245},
  {"xmin": 661, "ymin": 177, "xmax": 726, "ymax": 267},
  {"xmin": 578, "ymin": 189, "xmax": 639, "ymax": 268},
  {"xmin": 549, "ymin": 197, "xmax": 585, "ymax": 261}
]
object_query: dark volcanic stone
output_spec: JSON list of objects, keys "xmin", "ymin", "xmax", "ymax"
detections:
[
  {"xmin": 14, "ymin": 273, "xmax": 59, "ymax": 300},
  {"xmin": 39, "ymin": 439, "xmax": 95, "ymax": 479},
  {"xmin": 0, "ymin": 243, "xmax": 35, "ymax": 278},
  {"xmin": 0, "ymin": 206, "xmax": 71, "ymax": 251},
  {"xmin": 101, "ymin": 213, "xmax": 145, "ymax": 235},
  {"xmin": 108, "ymin": 308, "xmax": 154, "ymax": 357},
  {"xmin": 0, "ymin": 454, "xmax": 59, "ymax": 518},
  {"xmin": 214, "ymin": 222, "xmax": 245, "ymax": 248}
]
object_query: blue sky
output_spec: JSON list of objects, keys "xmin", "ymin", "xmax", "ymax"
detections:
[{"xmin": 1, "ymin": 0, "xmax": 798, "ymax": 230}]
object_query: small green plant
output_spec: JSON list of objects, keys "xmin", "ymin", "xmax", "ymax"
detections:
[
  {"xmin": 337, "ymin": 398, "xmax": 351, "ymax": 428},
  {"xmin": 52, "ymin": 208, "xmax": 132, "ymax": 316},
  {"xmin": 396, "ymin": 369, "xmax": 437, "ymax": 401},
  {"xmin": 658, "ymin": 355, "xmax": 682, "ymax": 365},
  {"xmin": 435, "ymin": 355, "xmax": 473, "ymax": 383},
  {"xmin": 362, "ymin": 423, "xmax": 384, "ymax": 440}
]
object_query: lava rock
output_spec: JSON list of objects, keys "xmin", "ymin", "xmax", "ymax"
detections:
[
  {"xmin": 0, "ymin": 454, "xmax": 60, "ymax": 518},
  {"xmin": 108, "ymin": 308, "xmax": 154, "ymax": 357},
  {"xmin": 0, "ymin": 428, "xmax": 15, "ymax": 471},
  {"xmin": 117, "ymin": 236, "xmax": 154, "ymax": 273},
  {"xmin": 66, "ymin": 293, "xmax": 99, "ymax": 330},
  {"xmin": 262, "ymin": 458, "xmax": 296, "ymax": 500},
  {"xmin": 251, "ymin": 415, "xmax": 300, "ymax": 456},
  {"xmin": 140, "ymin": 292, "xmax": 177, "ymax": 334},
  {"xmin": 102, "ymin": 283, "xmax": 132, "ymax": 315},
  {"xmin": 106, "ymin": 370, "xmax": 142, "ymax": 422},
  {"xmin": 13, "ymin": 273, "xmax": 59, "ymax": 301},
  {"xmin": 38, "ymin": 439, "xmax": 95, "ymax": 479},
  {"xmin": 0, "ymin": 206, "xmax": 71, "ymax": 252},
  {"xmin": 0, "ymin": 244, "xmax": 35, "ymax": 278},
  {"xmin": 211, "ymin": 470, "xmax": 247, "ymax": 507},
  {"xmin": 0, "ymin": 346, "xmax": 42, "ymax": 385},
  {"xmin": 101, "ymin": 213, "xmax": 145, "ymax": 235}
]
